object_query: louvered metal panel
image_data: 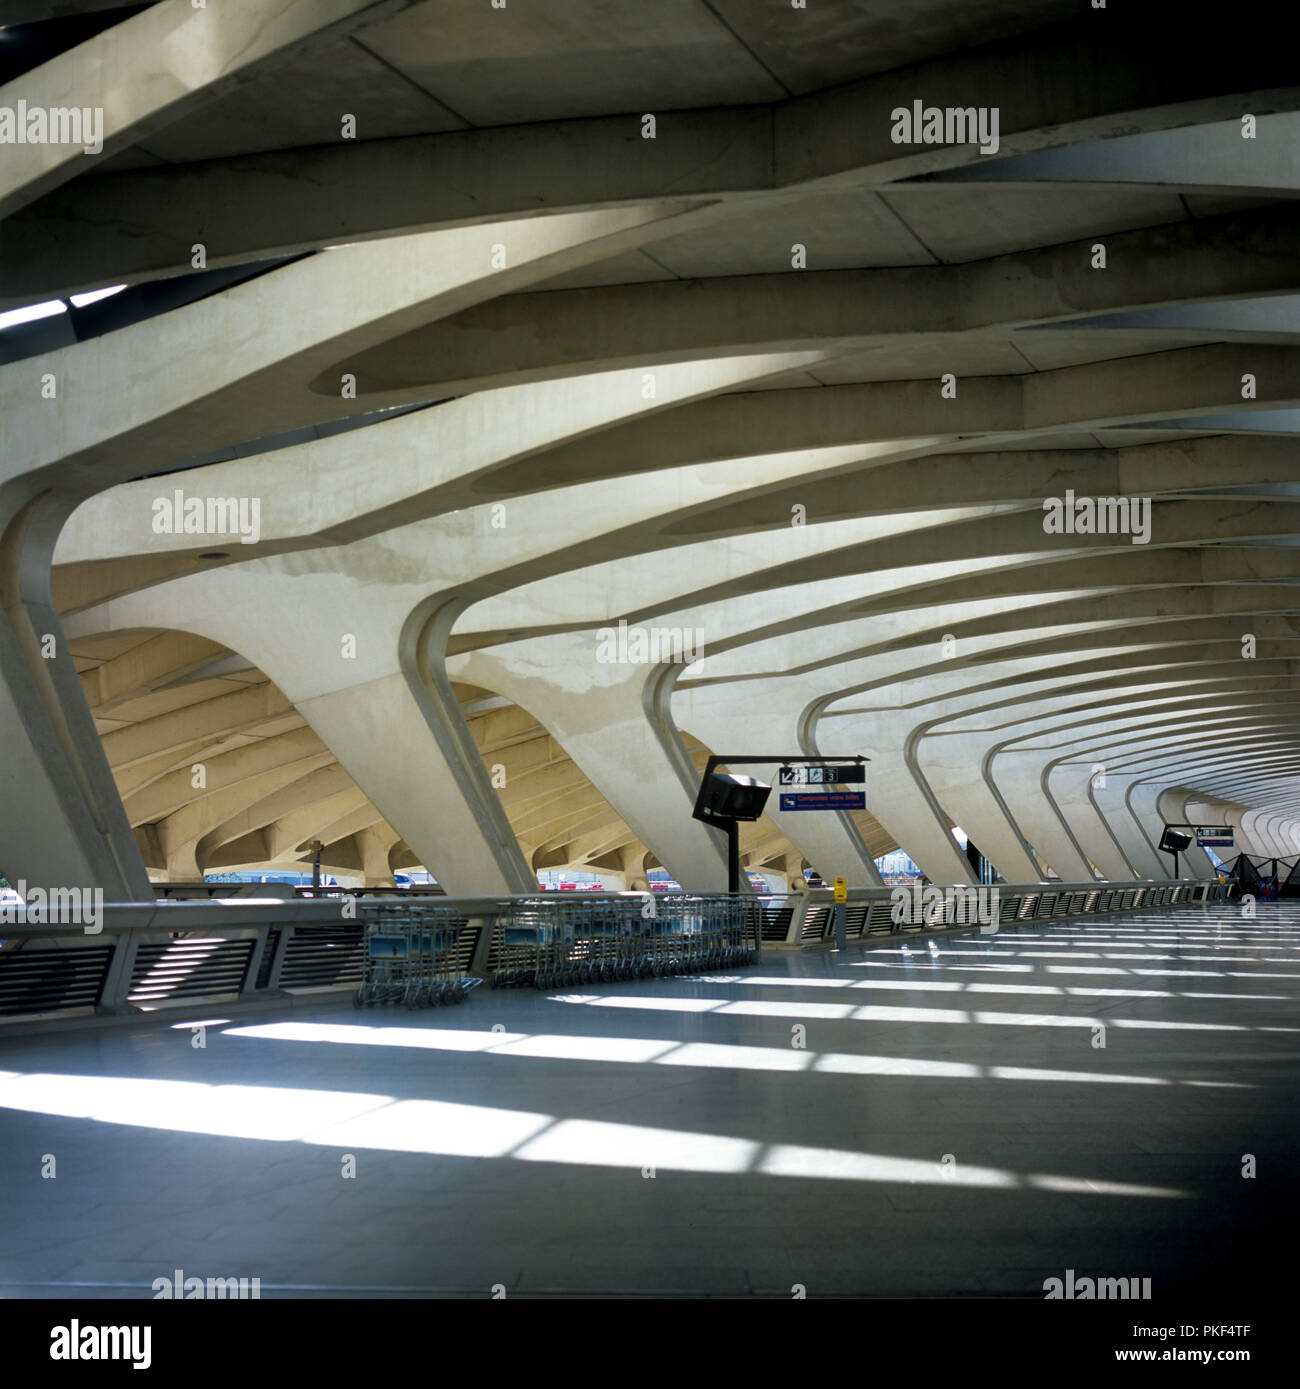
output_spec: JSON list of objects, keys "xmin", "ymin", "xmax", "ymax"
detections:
[
  {"xmin": 128, "ymin": 938, "xmax": 254, "ymax": 1003},
  {"xmin": 0, "ymin": 944, "xmax": 113, "ymax": 1016}
]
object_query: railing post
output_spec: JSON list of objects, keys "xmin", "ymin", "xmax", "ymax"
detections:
[
  {"xmin": 262, "ymin": 925, "xmax": 293, "ymax": 991},
  {"xmin": 240, "ymin": 926, "xmax": 271, "ymax": 998},
  {"xmin": 469, "ymin": 912, "xmax": 496, "ymax": 978},
  {"xmin": 96, "ymin": 928, "xmax": 140, "ymax": 1012},
  {"xmin": 786, "ymin": 892, "xmax": 809, "ymax": 946}
]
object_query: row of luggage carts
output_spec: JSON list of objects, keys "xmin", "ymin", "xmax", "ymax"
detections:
[
  {"xmin": 354, "ymin": 905, "xmax": 482, "ymax": 1009},
  {"xmin": 491, "ymin": 894, "xmax": 757, "ymax": 989}
]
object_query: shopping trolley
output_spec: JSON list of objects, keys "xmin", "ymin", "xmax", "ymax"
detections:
[
  {"xmin": 657, "ymin": 894, "xmax": 757, "ymax": 972},
  {"xmin": 490, "ymin": 892, "xmax": 758, "ymax": 990},
  {"xmin": 353, "ymin": 904, "xmax": 482, "ymax": 1008},
  {"xmin": 490, "ymin": 898, "xmax": 553, "ymax": 988}
]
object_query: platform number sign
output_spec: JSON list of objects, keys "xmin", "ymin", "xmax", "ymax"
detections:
[{"xmin": 779, "ymin": 764, "xmax": 865, "ymax": 786}]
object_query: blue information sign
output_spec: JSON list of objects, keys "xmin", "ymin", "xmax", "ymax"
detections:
[{"xmin": 779, "ymin": 791, "xmax": 866, "ymax": 812}]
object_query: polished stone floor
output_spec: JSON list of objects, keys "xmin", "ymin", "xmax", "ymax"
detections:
[{"xmin": 1, "ymin": 902, "xmax": 1296, "ymax": 1298}]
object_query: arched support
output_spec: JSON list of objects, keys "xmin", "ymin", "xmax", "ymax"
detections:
[{"xmin": 0, "ymin": 493, "xmax": 150, "ymax": 895}]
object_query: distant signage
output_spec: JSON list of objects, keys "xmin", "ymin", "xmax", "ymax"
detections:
[
  {"xmin": 1164, "ymin": 823, "xmax": 1235, "ymax": 848},
  {"xmin": 779, "ymin": 791, "xmax": 867, "ymax": 812},
  {"xmin": 778, "ymin": 764, "xmax": 866, "ymax": 786}
]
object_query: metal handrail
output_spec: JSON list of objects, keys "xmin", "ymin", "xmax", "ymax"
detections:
[{"xmin": 0, "ymin": 879, "xmax": 1227, "ymax": 1025}]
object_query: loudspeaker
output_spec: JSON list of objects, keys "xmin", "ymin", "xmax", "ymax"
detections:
[{"xmin": 700, "ymin": 773, "xmax": 771, "ymax": 822}]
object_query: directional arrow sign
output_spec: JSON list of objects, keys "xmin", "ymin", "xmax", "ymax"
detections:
[{"xmin": 779, "ymin": 765, "xmax": 866, "ymax": 786}]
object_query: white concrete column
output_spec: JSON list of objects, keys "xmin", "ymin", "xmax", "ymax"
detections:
[
  {"xmin": 1091, "ymin": 776, "xmax": 1166, "ymax": 878},
  {"xmin": 1241, "ymin": 809, "xmax": 1285, "ymax": 858},
  {"xmin": 988, "ymin": 750, "xmax": 1095, "ymax": 881},
  {"xmin": 0, "ymin": 495, "xmax": 151, "ymax": 895},
  {"xmin": 842, "ymin": 718, "xmax": 977, "ymax": 883},
  {"xmin": 1046, "ymin": 762, "xmax": 1138, "ymax": 879},
  {"xmin": 356, "ymin": 826, "xmax": 397, "ymax": 889},
  {"xmin": 452, "ymin": 638, "xmax": 732, "ymax": 891},
  {"xmin": 915, "ymin": 732, "xmax": 1046, "ymax": 883}
]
